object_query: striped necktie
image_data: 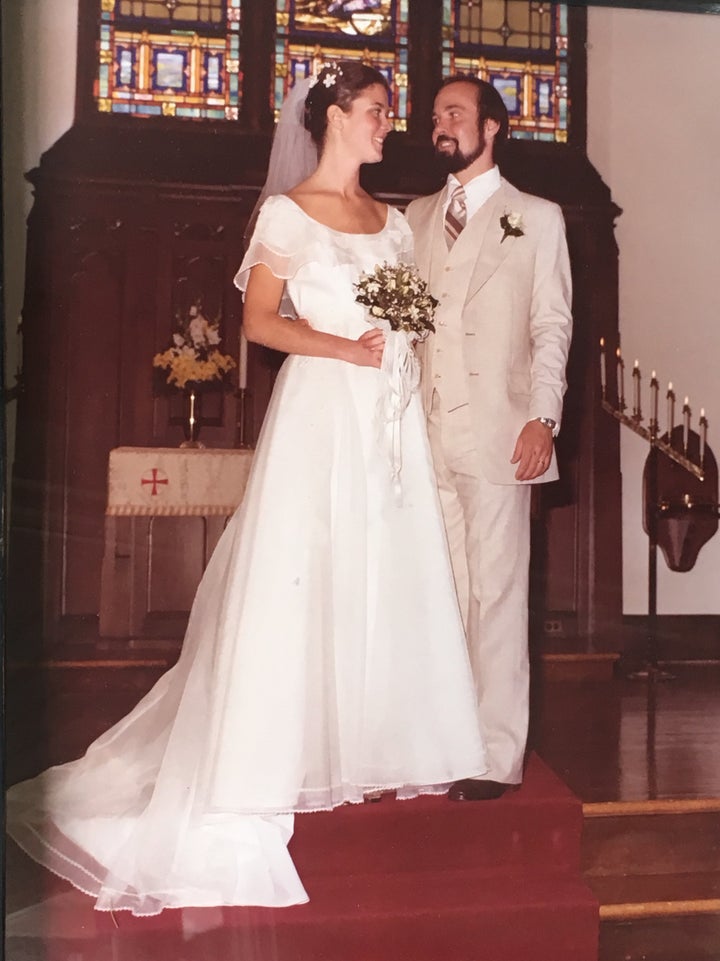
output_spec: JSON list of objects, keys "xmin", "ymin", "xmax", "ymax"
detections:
[{"xmin": 444, "ymin": 184, "xmax": 467, "ymax": 249}]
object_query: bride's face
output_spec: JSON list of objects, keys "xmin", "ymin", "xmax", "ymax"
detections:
[{"xmin": 341, "ymin": 83, "xmax": 392, "ymax": 164}]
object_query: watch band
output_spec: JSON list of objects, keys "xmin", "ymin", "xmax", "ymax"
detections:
[{"xmin": 535, "ymin": 417, "xmax": 558, "ymax": 435}]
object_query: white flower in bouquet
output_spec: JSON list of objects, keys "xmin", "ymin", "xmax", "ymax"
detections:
[{"xmin": 354, "ymin": 262, "xmax": 438, "ymax": 341}]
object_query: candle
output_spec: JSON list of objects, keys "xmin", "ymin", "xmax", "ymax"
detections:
[
  {"xmin": 667, "ymin": 382, "xmax": 675, "ymax": 436},
  {"xmin": 189, "ymin": 389, "xmax": 196, "ymax": 435},
  {"xmin": 616, "ymin": 348, "xmax": 625, "ymax": 410},
  {"xmin": 632, "ymin": 359, "xmax": 641, "ymax": 419},
  {"xmin": 699, "ymin": 408, "xmax": 708, "ymax": 467},
  {"xmin": 599, "ymin": 338, "xmax": 606, "ymax": 395},
  {"xmin": 682, "ymin": 396, "xmax": 690, "ymax": 454},
  {"xmin": 650, "ymin": 370, "xmax": 659, "ymax": 430},
  {"xmin": 238, "ymin": 331, "xmax": 248, "ymax": 391}
]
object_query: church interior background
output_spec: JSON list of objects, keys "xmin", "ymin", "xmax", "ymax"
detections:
[{"xmin": 3, "ymin": 2, "xmax": 720, "ymax": 959}]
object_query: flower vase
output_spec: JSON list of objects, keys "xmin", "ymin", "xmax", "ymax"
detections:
[{"xmin": 180, "ymin": 386, "xmax": 205, "ymax": 449}]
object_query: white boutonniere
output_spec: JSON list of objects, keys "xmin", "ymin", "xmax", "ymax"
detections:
[{"xmin": 500, "ymin": 211, "xmax": 524, "ymax": 243}]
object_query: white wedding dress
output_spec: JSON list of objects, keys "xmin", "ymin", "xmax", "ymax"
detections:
[{"xmin": 6, "ymin": 195, "xmax": 486, "ymax": 915}]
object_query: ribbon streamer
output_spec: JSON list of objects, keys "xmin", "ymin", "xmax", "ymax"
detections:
[{"xmin": 376, "ymin": 329, "xmax": 420, "ymax": 502}]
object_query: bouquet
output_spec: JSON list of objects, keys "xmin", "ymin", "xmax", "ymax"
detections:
[
  {"xmin": 354, "ymin": 262, "xmax": 438, "ymax": 341},
  {"xmin": 153, "ymin": 303, "xmax": 236, "ymax": 390}
]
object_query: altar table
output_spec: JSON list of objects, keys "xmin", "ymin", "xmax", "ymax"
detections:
[{"xmin": 99, "ymin": 447, "xmax": 254, "ymax": 638}]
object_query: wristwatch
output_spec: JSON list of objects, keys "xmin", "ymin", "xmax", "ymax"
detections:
[{"xmin": 534, "ymin": 417, "xmax": 558, "ymax": 436}]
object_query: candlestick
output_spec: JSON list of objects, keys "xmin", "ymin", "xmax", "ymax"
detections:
[
  {"xmin": 682, "ymin": 396, "xmax": 691, "ymax": 454},
  {"xmin": 699, "ymin": 408, "xmax": 708, "ymax": 467},
  {"xmin": 666, "ymin": 382, "xmax": 675, "ymax": 437},
  {"xmin": 650, "ymin": 370, "xmax": 659, "ymax": 432},
  {"xmin": 599, "ymin": 337, "xmax": 606, "ymax": 396},
  {"xmin": 238, "ymin": 331, "xmax": 248, "ymax": 391},
  {"xmin": 632, "ymin": 359, "xmax": 641, "ymax": 419},
  {"xmin": 616, "ymin": 348, "xmax": 625, "ymax": 410}
]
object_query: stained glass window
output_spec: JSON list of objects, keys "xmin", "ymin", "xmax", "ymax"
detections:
[
  {"xmin": 274, "ymin": 0, "xmax": 410, "ymax": 131},
  {"xmin": 95, "ymin": 0, "xmax": 242, "ymax": 119},
  {"xmin": 442, "ymin": 1, "xmax": 569, "ymax": 142}
]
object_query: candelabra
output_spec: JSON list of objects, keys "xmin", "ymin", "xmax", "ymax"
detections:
[
  {"xmin": 600, "ymin": 339, "xmax": 706, "ymax": 481},
  {"xmin": 599, "ymin": 339, "xmax": 718, "ymax": 680}
]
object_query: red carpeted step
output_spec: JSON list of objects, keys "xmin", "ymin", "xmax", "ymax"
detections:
[
  {"xmin": 101, "ymin": 871, "xmax": 598, "ymax": 961},
  {"xmin": 8, "ymin": 754, "xmax": 599, "ymax": 961},
  {"xmin": 291, "ymin": 753, "xmax": 585, "ymax": 879}
]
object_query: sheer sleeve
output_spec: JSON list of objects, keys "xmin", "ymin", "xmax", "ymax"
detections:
[{"xmin": 234, "ymin": 195, "xmax": 313, "ymax": 295}]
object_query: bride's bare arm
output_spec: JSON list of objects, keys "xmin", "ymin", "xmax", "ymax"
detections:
[{"xmin": 243, "ymin": 263, "xmax": 384, "ymax": 368}]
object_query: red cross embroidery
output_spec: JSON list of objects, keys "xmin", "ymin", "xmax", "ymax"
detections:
[{"xmin": 141, "ymin": 468, "xmax": 169, "ymax": 496}]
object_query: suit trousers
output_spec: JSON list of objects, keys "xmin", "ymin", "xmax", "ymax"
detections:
[{"xmin": 428, "ymin": 391, "xmax": 531, "ymax": 784}]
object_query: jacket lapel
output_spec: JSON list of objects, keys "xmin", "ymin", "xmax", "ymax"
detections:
[{"xmin": 464, "ymin": 180, "xmax": 525, "ymax": 303}]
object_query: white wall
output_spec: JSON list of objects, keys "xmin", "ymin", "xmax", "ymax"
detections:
[
  {"xmin": 3, "ymin": 3, "xmax": 719, "ymax": 614},
  {"xmin": 2, "ymin": 0, "xmax": 79, "ymax": 482},
  {"xmin": 587, "ymin": 6, "xmax": 720, "ymax": 613}
]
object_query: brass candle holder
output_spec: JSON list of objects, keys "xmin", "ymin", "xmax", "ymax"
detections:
[{"xmin": 599, "ymin": 340, "xmax": 717, "ymax": 681}]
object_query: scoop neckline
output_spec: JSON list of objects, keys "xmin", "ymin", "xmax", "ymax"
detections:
[{"xmin": 278, "ymin": 194, "xmax": 391, "ymax": 237}]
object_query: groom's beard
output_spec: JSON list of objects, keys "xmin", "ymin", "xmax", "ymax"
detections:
[{"xmin": 434, "ymin": 133, "xmax": 486, "ymax": 174}]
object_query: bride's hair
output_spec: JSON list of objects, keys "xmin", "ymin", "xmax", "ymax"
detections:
[{"xmin": 304, "ymin": 61, "xmax": 390, "ymax": 150}]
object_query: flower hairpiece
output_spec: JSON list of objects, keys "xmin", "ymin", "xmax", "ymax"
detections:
[{"xmin": 308, "ymin": 61, "xmax": 343, "ymax": 90}]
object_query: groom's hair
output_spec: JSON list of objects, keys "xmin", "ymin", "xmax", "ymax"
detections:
[{"xmin": 438, "ymin": 75, "xmax": 509, "ymax": 156}]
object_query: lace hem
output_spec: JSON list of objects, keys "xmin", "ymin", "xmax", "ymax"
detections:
[
  {"xmin": 6, "ymin": 777, "xmax": 466, "ymax": 915},
  {"xmin": 8, "ymin": 815, "xmax": 308, "ymax": 916},
  {"xmin": 205, "ymin": 778, "xmax": 461, "ymax": 816}
]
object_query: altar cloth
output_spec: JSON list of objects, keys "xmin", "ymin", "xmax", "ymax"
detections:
[{"xmin": 106, "ymin": 447, "xmax": 254, "ymax": 517}]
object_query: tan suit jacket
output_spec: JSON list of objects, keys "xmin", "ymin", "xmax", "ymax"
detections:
[{"xmin": 406, "ymin": 177, "xmax": 573, "ymax": 485}]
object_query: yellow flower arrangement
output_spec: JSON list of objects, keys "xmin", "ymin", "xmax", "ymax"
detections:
[{"xmin": 153, "ymin": 303, "xmax": 236, "ymax": 390}]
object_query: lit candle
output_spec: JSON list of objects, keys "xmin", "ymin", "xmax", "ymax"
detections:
[
  {"xmin": 682, "ymin": 396, "xmax": 691, "ymax": 454},
  {"xmin": 699, "ymin": 408, "xmax": 708, "ymax": 467},
  {"xmin": 632, "ymin": 359, "xmax": 641, "ymax": 419},
  {"xmin": 650, "ymin": 370, "xmax": 659, "ymax": 430},
  {"xmin": 616, "ymin": 348, "xmax": 625, "ymax": 410},
  {"xmin": 599, "ymin": 337, "xmax": 606, "ymax": 395},
  {"xmin": 189, "ymin": 389, "xmax": 196, "ymax": 437},
  {"xmin": 238, "ymin": 330, "xmax": 248, "ymax": 391},
  {"xmin": 667, "ymin": 382, "xmax": 675, "ymax": 436}
]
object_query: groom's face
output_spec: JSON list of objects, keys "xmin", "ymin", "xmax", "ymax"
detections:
[{"xmin": 432, "ymin": 81, "xmax": 486, "ymax": 174}]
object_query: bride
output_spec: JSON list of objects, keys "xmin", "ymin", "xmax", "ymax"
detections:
[{"xmin": 6, "ymin": 61, "xmax": 486, "ymax": 916}]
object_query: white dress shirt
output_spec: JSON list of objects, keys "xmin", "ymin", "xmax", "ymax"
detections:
[{"xmin": 442, "ymin": 165, "xmax": 502, "ymax": 222}]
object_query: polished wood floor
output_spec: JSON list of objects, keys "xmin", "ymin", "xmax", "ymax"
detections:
[
  {"xmin": 6, "ymin": 655, "xmax": 720, "ymax": 803},
  {"xmin": 531, "ymin": 662, "xmax": 720, "ymax": 803}
]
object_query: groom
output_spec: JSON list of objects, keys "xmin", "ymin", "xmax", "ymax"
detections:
[{"xmin": 406, "ymin": 76, "xmax": 572, "ymax": 800}]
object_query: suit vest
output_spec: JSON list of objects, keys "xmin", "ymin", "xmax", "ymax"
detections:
[{"xmin": 424, "ymin": 230, "xmax": 476, "ymax": 414}]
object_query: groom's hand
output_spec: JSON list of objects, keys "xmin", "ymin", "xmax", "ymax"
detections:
[{"xmin": 511, "ymin": 420, "xmax": 554, "ymax": 481}]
